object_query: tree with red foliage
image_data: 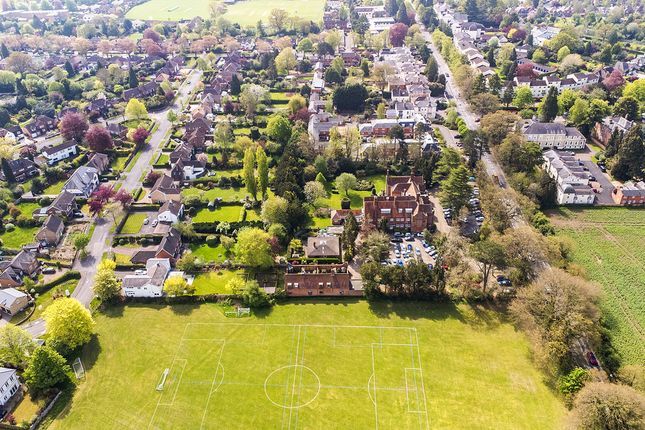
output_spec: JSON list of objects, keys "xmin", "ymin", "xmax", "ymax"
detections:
[
  {"xmin": 144, "ymin": 170, "xmax": 161, "ymax": 186},
  {"xmin": 389, "ymin": 23, "xmax": 409, "ymax": 47},
  {"xmin": 290, "ymin": 107, "xmax": 311, "ymax": 123},
  {"xmin": 515, "ymin": 63, "xmax": 536, "ymax": 78},
  {"xmin": 129, "ymin": 127, "xmax": 149, "ymax": 148},
  {"xmin": 142, "ymin": 28, "xmax": 162, "ymax": 43},
  {"xmin": 84, "ymin": 125, "xmax": 113, "ymax": 152},
  {"xmin": 114, "ymin": 189, "xmax": 133, "ymax": 208},
  {"xmin": 59, "ymin": 112, "xmax": 89, "ymax": 143},
  {"xmin": 602, "ymin": 69, "xmax": 625, "ymax": 92},
  {"xmin": 88, "ymin": 184, "xmax": 115, "ymax": 216}
]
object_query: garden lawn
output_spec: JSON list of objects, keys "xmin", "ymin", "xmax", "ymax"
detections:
[
  {"xmin": 549, "ymin": 207, "xmax": 645, "ymax": 365},
  {"xmin": 126, "ymin": 0, "xmax": 325, "ymax": 26},
  {"xmin": 43, "ymin": 181, "xmax": 64, "ymax": 195},
  {"xmin": 120, "ymin": 213, "xmax": 148, "ymax": 234},
  {"xmin": 182, "ymin": 187, "xmax": 247, "ymax": 202},
  {"xmin": 48, "ymin": 301, "xmax": 565, "ymax": 430},
  {"xmin": 192, "ymin": 206, "xmax": 243, "ymax": 223},
  {"xmin": 14, "ymin": 202, "xmax": 41, "ymax": 219},
  {"xmin": 318, "ymin": 189, "xmax": 372, "ymax": 210},
  {"xmin": 0, "ymin": 226, "xmax": 38, "ymax": 249},
  {"xmin": 312, "ymin": 216, "xmax": 332, "ymax": 228},
  {"xmin": 245, "ymin": 208, "xmax": 261, "ymax": 222},
  {"xmin": 112, "ymin": 156, "xmax": 129, "ymax": 171},
  {"xmin": 192, "ymin": 269, "xmax": 244, "ymax": 295},
  {"xmin": 189, "ymin": 243, "xmax": 228, "ymax": 263}
]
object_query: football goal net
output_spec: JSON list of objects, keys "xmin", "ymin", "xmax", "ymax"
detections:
[
  {"xmin": 72, "ymin": 357, "xmax": 85, "ymax": 380},
  {"xmin": 156, "ymin": 368, "xmax": 170, "ymax": 391},
  {"xmin": 225, "ymin": 307, "xmax": 251, "ymax": 318}
]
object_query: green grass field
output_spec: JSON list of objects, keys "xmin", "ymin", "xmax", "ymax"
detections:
[
  {"xmin": 192, "ymin": 270, "xmax": 243, "ymax": 295},
  {"xmin": 193, "ymin": 206, "xmax": 243, "ymax": 223},
  {"xmin": 126, "ymin": 0, "xmax": 325, "ymax": 25},
  {"xmin": 189, "ymin": 243, "xmax": 228, "ymax": 263},
  {"xmin": 43, "ymin": 181, "xmax": 64, "ymax": 195},
  {"xmin": 120, "ymin": 213, "xmax": 148, "ymax": 234},
  {"xmin": 549, "ymin": 207, "xmax": 645, "ymax": 365},
  {"xmin": 49, "ymin": 302, "xmax": 564, "ymax": 430},
  {"xmin": 0, "ymin": 226, "xmax": 38, "ymax": 249}
]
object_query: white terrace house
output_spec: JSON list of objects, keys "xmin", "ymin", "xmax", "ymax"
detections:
[
  {"xmin": 0, "ymin": 368, "xmax": 20, "ymax": 407},
  {"xmin": 523, "ymin": 122, "xmax": 586, "ymax": 150},
  {"xmin": 543, "ymin": 150, "xmax": 595, "ymax": 205},
  {"xmin": 62, "ymin": 166, "xmax": 100, "ymax": 198}
]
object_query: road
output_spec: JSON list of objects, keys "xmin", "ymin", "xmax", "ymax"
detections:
[
  {"xmin": 23, "ymin": 69, "xmax": 202, "ymax": 337},
  {"xmin": 419, "ymin": 26, "xmax": 508, "ymax": 188}
]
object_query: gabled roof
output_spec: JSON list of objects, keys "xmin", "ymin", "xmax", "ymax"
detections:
[
  {"xmin": 159, "ymin": 200, "xmax": 183, "ymax": 216},
  {"xmin": 40, "ymin": 214, "xmax": 64, "ymax": 233},
  {"xmin": 49, "ymin": 191, "xmax": 76, "ymax": 212},
  {"xmin": 10, "ymin": 250, "xmax": 38, "ymax": 272},
  {"xmin": 151, "ymin": 174, "xmax": 179, "ymax": 195},
  {"xmin": 305, "ymin": 236, "xmax": 340, "ymax": 258},
  {"xmin": 42, "ymin": 141, "xmax": 76, "ymax": 157}
]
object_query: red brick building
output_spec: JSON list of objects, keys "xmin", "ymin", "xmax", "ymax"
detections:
[
  {"xmin": 363, "ymin": 175, "xmax": 434, "ymax": 233},
  {"xmin": 284, "ymin": 264, "xmax": 359, "ymax": 297},
  {"xmin": 612, "ymin": 181, "xmax": 645, "ymax": 206}
]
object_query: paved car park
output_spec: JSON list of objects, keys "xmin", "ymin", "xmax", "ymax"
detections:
[{"xmin": 386, "ymin": 233, "xmax": 439, "ymax": 268}]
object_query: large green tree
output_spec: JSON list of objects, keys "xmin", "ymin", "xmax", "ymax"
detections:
[
  {"xmin": 23, "ymin": 346, "xmax": 71, "ymax": 393},
  {"xmin": 439, "ymin": 165, "xmax": 472, "ymax": 212},
  {"xmin": 233, "ymin": 227, "xmax": 274, "ymax": 268},
  {"xmin": 0, "ymin": 324, "xmax": 35, "ymax": 369},
  {"xmin": 538, "ymin": 86, "xmax": 559, "ymax": 122},
  {"xmin": 243, "ymin": 148, "xmax": 257, "ymax": 200},
  {"xmin": 93, "ymin": 258, "xmax": 120, "ymax": 302},
  {"xmin": 43, "ymin": 298, "xmax": 94, "ymax": 352},
  {"xmin": 256, "ymin": 146, "xmax": 269, "ymax": 200}
]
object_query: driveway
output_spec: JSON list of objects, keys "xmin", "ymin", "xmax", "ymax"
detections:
[{"xmin": 582, "ymin": 160, "xmax": 616, "ymax": 205}]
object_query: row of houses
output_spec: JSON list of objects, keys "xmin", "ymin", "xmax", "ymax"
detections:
[{"xmin": 543, "ymin": 150, "xmax": 595, "ymax": 205}]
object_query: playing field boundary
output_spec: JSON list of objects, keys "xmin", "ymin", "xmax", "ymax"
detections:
[{"xmin": 147, "ymin": 322, "xmax": 430, "ymax": 430}]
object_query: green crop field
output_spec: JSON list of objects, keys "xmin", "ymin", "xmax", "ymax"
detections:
[
  {"xmin": 126, "ymin": 0, "xmax": 325, "ymax": 26},
  {"xmin": 549, "ymin": 207, "xmax": 645, "ymax": 365},
  {"xmin": 49, "ymin": 302, "xmax": 564, "ymax": 430}
]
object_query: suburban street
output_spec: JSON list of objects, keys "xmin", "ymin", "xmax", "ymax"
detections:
[
  {"xmin": 23, "ymin": 69, "xmax": 202, "ymax": 337},
  {"xmin": 418, "ymin": 23, "xmax": 509, "ymax": 188}
]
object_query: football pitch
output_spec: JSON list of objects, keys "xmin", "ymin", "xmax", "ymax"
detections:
[
  {"xmin": 49, "ymin": 302, "xmax": 565, "ymax": 429},
  {"xmin": 149, "ymin": 323, "xmax": 429, "ymax": 429}
]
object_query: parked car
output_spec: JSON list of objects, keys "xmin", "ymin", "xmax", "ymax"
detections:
[
  {"xmin": 588, "ymin": 175, "xmax": 596, "ymax": 181},
  {"xmin": 143, "ymin": 218, "xmax": 149, "ymax": 225},
  {"xmin": 73, "ymin": 211, "xmax": 84, "ymax": 218},
  {"xmin": 134, "ymin": 269, "xmax": 146, "ymax": 275},
  {"xmin": 42, "ymin": 267, "xmax": 56, "ymax": 274},
  {"xmin": 152, "ymin": 219, "xmax": 158, "ymax": 227}
]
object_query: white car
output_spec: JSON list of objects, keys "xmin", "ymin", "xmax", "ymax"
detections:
[
  {"xmin": 143, "ymin": 218, "xmax": 149, "ymax": 225},
  {"xmin": 134, "ymin": 269, "xmax": 146, "ymax": 275}
]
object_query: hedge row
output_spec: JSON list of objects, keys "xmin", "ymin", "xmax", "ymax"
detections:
[{"xmin": 32, "ymin": 270, "xmax": 81, "ymax": 295}]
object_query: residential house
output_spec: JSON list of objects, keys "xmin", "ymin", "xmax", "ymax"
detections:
[
  {"xmin": 592, "ymin": 117, "xmax": 633, "ymax": 148},
  {"xmin": 0, "ymin": 250, "xmax": 40, "ymax": 288},
  {"xmin": 0, "ymin": 158, "xmax": 39, "ymax": 183},
  {"xmin": 62, "ymin": 166, "xmax": 100, "ymax": 198},
  {"xmin": 122, "ymin": 81, "xmax": 160, "ymax": 101},
  {"xmin": 38, "ymin": 141, "xmax": 78, "ymax": 166},
  {"xmin": 157, "ymin": 201, "xmax": 184, "ymax": 224},
  {"xmin": 85, "ymin": 152, "xmax": 110, "ymax": 174},
  {"xmin": 131, "ymin": 228, "xmax": 183, "ymax": 264},
  {"xmin": 305, "ymin": 236, "xmax": 341, "ymax": 260},
  {"xmin": 284, "ymin": 263, "xmax": 356, "ymax": 297},
  {"xmin": 150, "ymin": 174, "xmax": 181, "ymax": 203},
  {"xmin": 0, "ymin": 368, "xmax": 21, "ymax": 407},
  {"xmin": 46, "ymin": 191, "xmax": 78, "ymax": 218},
  {"xmin": 85, "ymin": 98, "xmax": 111, "ymax": 120},
  {"xmin": 22, "ymin": 115, "xmax": 57, "ymax": 139},
  {"xmin": 330, "ymin": 209, "xmax": 363, "ymax": 225},
  {"xmin": 363, "ymin": 175, "xmax": 434, "ymax": 233},
  {"xmin": 106, "ymin": 122, "xmax": 128, "ymax": 139},
  {"xmin": 36, "ymin": 215, "xmax": 65, "ymax": 247},
  {"xmin": 308, "ymin": 113, "xmax": 343, "ymax": 146},
  {"xmin": 0, "ymin": 288, "xmax": 30, "ymax": 316},
  {"xmin": 523, "ymin": 122, "xmax": 586, "ymax": 150},
  {"xmin": 122, "ymin": 258, "xmax": 171, "ymax": 298},
  {"xmin": 531, "ymin": 26, "xmax": 561, "ymax": 46},
  {"xmin": 612, "ymin": 181, "xmax": 645, "ymax": 206},
  {"xmin": 543, "ymin": 150, "xmax": 595, "ymax": 205},
  {"xmin": 170, "ymin": 158, "xmax": 207, "ymax": 181}
]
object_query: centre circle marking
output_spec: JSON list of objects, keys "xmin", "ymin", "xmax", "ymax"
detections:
[{"xmin": 264, "ymin": 365, "xmax": 321, "ymax": 409}]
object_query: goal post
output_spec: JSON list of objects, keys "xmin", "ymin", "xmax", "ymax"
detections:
[
  {"xmin": 156, "ymin": 368, "xmax": 170, "ymax": 391},
  {"xmin": 72, "ymin": 357, "xmax": 85, "ymax": 380}
]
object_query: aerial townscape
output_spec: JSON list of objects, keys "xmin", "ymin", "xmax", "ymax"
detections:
[{"xmin": 0, "ymin": 0, "xmax": 642, "ymax": 428}]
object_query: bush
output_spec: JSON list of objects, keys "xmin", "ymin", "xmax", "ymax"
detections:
[
  {"xmin": 205, "ymin": 235, "xmax": 218, "ymax": 247},
  {"xmin": 39, "ymin": 197, "xmax": 52, "ymax": 206},
  {"xmin": 4, "ymin": 223, "xmax": 15, "ymax": 231}
]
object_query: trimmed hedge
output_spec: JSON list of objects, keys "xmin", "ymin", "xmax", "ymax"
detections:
[{"xmin": 32, "ymin": 271, "xmax": 81, "ymax": 295}]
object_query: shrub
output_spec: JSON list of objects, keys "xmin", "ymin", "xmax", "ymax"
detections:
[
  {"xmin": 205, "ymin": 235, "xmax": 218, "ymax": 247},
  {"xmin": 39, "ymin": 197, "xmax": 52, "ymax": 206},
  {"xmin": 4, "ymin": 223, "xmax": 15, "ymax": 232}
]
